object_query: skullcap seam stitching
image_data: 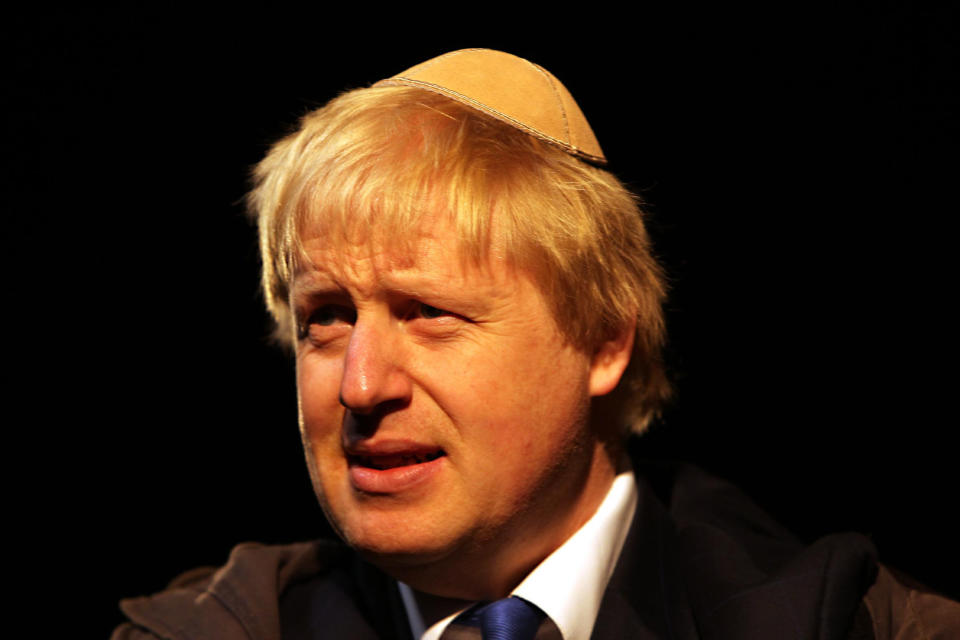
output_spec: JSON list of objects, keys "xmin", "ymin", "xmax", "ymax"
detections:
[{"xmin": 530, "ymin": 62, "xmax": 571, "ymax": 147}]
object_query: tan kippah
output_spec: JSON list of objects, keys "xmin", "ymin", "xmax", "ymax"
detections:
[{"xmin": 374, "ymin": 49, "xmax": 606, "ymax": 165}]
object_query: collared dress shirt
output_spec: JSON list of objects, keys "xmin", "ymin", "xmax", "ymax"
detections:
[{"xmin": 399, "ymin": 470, "xmax": 638, "ymax": 640}]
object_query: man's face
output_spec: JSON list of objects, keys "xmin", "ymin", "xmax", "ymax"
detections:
[{"xmin": 293, "ymin": 222, "xmax": 617, "ymax": 593}]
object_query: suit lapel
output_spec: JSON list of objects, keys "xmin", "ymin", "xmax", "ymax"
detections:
[
  {"xmin": 591, "ymin": 474, "xmax": 699, "ymax": 640},
  {"xmin": 278, "ymin": 548, "xmax": 413, "ymax": 640},
  {"xmin": 596, "ymin": 460, "xmax": 879, "ymax": 640},
  {"xmin": 354, "ymin": 558, "xmax": 415, "ymax": 640}
]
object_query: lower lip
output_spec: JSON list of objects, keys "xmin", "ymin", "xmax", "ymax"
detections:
[{"xmin": 348, "ymin": 456, "xmax": 446, "ymax": 494}]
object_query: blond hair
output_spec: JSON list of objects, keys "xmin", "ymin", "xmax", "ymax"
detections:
[{"xmin": 248, "ymin": 86, "xmax": 669, "ymax": 433}]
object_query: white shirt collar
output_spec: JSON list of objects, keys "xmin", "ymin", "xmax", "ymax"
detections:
[{"xmin": 400, "ymin": 470, "xmax": 638, "ymax": 640}]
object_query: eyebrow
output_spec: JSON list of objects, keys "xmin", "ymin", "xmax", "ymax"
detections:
[
  {"xmin": 290, "ymin": 271, "xmax": 329, "ymax": 294},
  {"xmin": 289, "ymin": 274, "xmax": 350, "ymax": 313},
  {"xmin": 292, "ymin": 265, "xmax": 456, "ymax": 296},
  {"xmin": 291, "ymin": 270, "xmax": 492, "ymax": 318},
  {"xmin": 291, "ymin": 274, "xmax": 337, "ymax": 298}
]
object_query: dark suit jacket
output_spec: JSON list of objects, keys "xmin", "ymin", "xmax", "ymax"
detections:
[{"xmin": 114, "ymin": 463, "xmax": 954, "ymax": 639}]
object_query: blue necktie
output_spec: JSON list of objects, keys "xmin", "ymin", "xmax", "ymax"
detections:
[{"xmin": 442, "ymin": 596, "xmax": 558, "ymax": 640}]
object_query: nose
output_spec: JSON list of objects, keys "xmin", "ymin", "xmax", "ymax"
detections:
[{"xmin": 339, "ymin": 318, "xmax": 413, "ymax": 415}]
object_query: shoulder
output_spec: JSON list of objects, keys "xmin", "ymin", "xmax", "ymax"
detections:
[
  {"xmin": 112, "ymin": 539, "xmax": 356, "ymax": 640},
  {"xmin": 859, "ymin": 565, "xmax": 960, "ymax": 640},
  {"xmin": 630, "ymin": 459, "xmax": 960, "ymax": 640}
]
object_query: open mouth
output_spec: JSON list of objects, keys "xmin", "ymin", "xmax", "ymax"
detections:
[
  {"xmin": 346, "ymin": 447, "xmax": 448, "ymax": 493},
  {"xmin": 349, "ymin": 450, "xmax": 446, "ymax": 470}
]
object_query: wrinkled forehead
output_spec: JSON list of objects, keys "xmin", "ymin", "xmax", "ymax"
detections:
[
  {"xmin": 292, "ymin": 208, "xmax": 507, "ymax": 287},
  {"xmin": 290, "ymin": 178, "xmax": 509, "ymax": 285}
]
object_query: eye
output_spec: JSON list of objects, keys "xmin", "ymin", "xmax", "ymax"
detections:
[
  {"xmin": 417, "ymin": 302, "xmax": 450, "ymax": 319},
  {"xmin": 309, "ymin": 306, "xmax": 345, "ymax": 326},
  {"xmin": 297, "ymin": 305, "xmax": 356, "ymax": 340}
]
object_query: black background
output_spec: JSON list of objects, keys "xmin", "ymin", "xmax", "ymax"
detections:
[{"xmin": 6, "ymin": 5, "xmax": 957, "ymax": 636}]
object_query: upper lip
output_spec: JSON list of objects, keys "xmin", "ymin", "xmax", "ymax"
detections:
[
  {"xmin": 343, "ymin": 439, "xmax": 445, "ymax": 458},
  {"xmin": 344, "ymin": 440, "xmax": 447, "ymax": 470}
]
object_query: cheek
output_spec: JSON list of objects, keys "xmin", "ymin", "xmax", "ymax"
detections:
[
  {"xmin": 463, "ymin": 341, "xmax": 592, "ymax": 460},
  {"xmin": 296, "ymin": 356, "xmax": 343, "ymax": 440},
  {"xmin": 494, "ymin": 340, "xmax": 590, "ymax": 417}
]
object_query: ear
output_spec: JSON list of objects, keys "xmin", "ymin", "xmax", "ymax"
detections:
[{"xmin": 588, "ymin": 318, "xmax": 636, "ymax": 397}]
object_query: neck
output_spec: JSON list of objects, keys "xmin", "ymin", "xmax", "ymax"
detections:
[{"xmin": 409, "ymin": 589, "xmax": 473, "ymax": 630}]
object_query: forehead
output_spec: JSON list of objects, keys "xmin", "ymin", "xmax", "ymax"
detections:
[
  {"xmin": 292, "ymin": 224, "xmax": 513, "ymax": 298},
  {"xmin": 289, "ymin": 156, "xmax": 511, "ymax": 286}
]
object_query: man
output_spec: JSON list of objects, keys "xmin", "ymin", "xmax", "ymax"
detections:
[{"xmin": 114, "ymin": 49, "xmax": 958, "ymax": 640}]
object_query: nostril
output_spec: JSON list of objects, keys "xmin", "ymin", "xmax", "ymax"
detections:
[
  {"xmin": 347, "ymin": 412, "xmax": 380, "ymax": 438},
  {"xmin": 343, "ymin": 398, "xmax": 414, "ymax": 439}
]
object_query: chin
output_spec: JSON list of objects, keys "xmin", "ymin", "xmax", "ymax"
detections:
[
  {"xmin": 352, "ymin": 536, "xmax": 466, "ymax": 590},
  {"xmin": 329, "ymin": 506, "xmax": 462, "ymax": 564}
]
